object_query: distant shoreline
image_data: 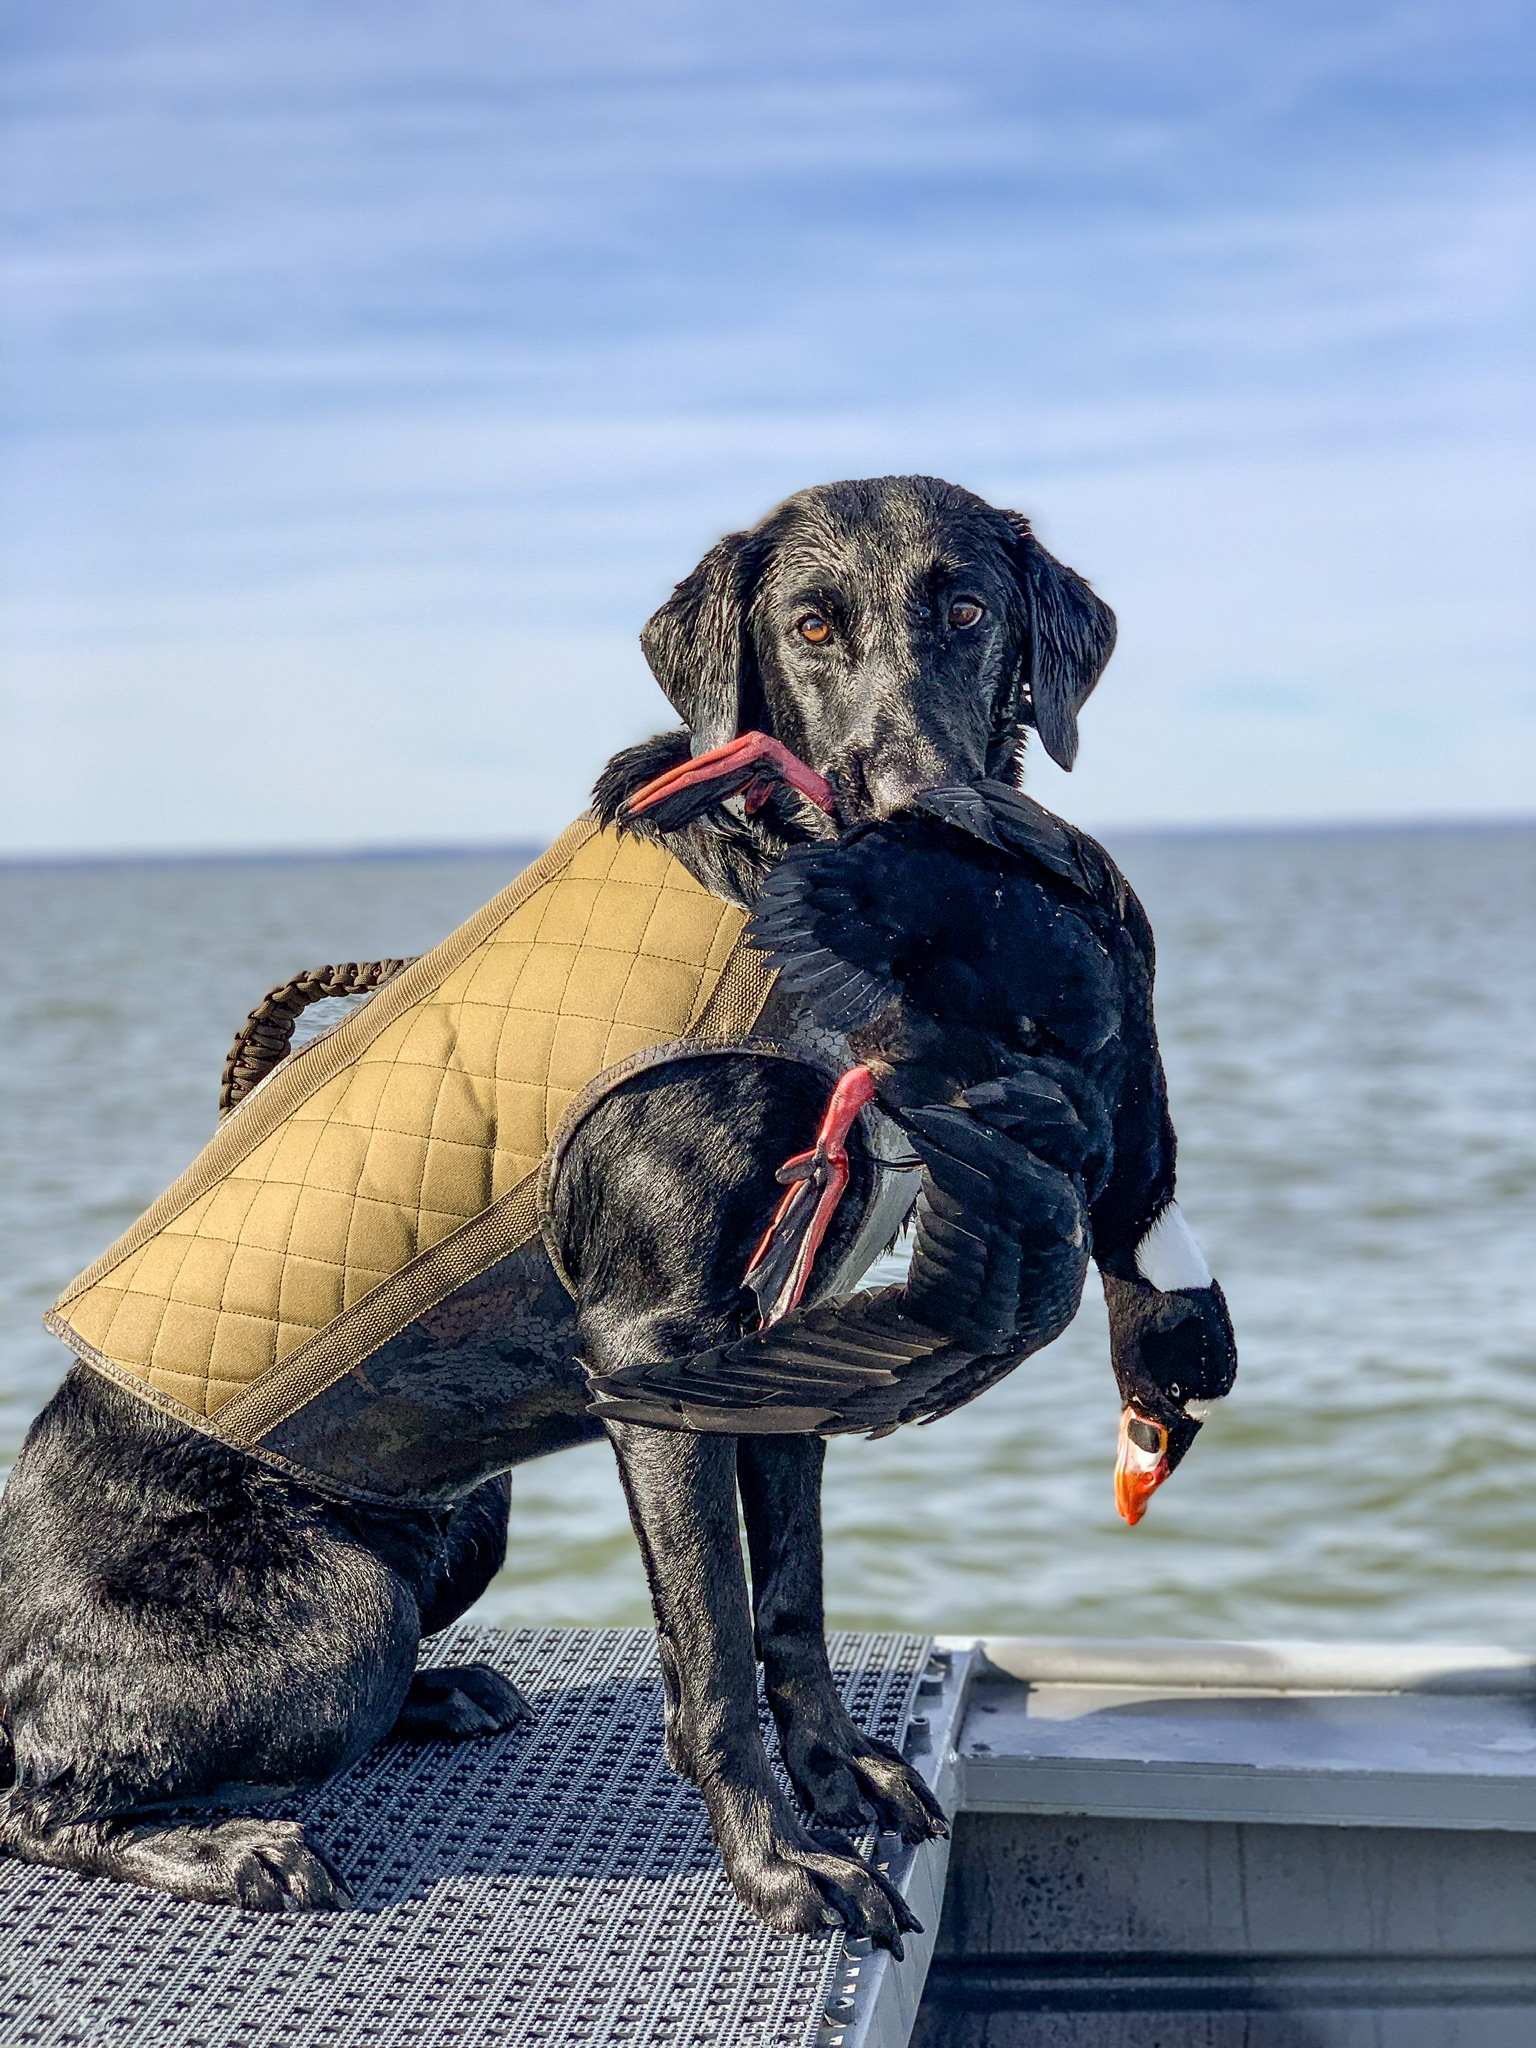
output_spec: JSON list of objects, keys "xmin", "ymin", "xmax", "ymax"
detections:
[
  {"xmin": 2, "ymin": 814, "xmax": 1533, "ymax": 873},
  {"xmin": 0, "ymin": 841, "xmax": 548, "ymax": 874}
]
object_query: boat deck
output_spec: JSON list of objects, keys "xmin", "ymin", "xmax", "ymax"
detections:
[
  {"xmin": 0, "ymin": 1626, "xmax": 936, "ymax": 2048},
  {"xmin": 2, "ymin": 1632, "xmax": 1533, "ymax": 2047}
]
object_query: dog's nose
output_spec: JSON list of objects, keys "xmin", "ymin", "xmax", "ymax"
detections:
[
  {"xmin": 855, "ymin": 751, "xmax": 959, "ymax": 822},
  {"xmin": 821, "ymin": 682, "xmax": 978, "ymax": 821}
]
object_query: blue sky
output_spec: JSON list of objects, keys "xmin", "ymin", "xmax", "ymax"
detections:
[{"xmin": 2, "ymin": 0, "xmax": 1531, "ymax": 852}]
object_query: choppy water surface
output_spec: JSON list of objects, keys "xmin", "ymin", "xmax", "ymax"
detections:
[{"xmin": 2, "ymin": 826, "xmax": 1533, "ymax": 1643}]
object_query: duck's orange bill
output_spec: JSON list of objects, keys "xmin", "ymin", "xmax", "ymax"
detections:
[
  {"xmin": 620, "ymin": 731, "xmax": 838, "ymax": 820},
  {"xmin": 1114, "ymin": 1408, "xmax": 1170, "ymax": 1525}
]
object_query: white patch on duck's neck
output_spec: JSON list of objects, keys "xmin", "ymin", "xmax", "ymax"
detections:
[
  {"xmin": 1182, "ymin": 1396, "xmax": 1222, "ymax": 1422},
  {"xmin": 1135, "ymin": 1201, "xmax": 1212, "ymax": 1292}
]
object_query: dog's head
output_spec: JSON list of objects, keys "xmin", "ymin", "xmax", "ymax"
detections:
[{"xmin": 640, "ymin": 475, "xmax": 1116, "ymax": 820}]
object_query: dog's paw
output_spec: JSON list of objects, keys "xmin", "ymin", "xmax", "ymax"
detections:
[
  {"xmin": 391, "ymin": 1663, "xmax": 535, "ymax": 1743},
  {"xmin": 733, "ymin": 1832, "xmax": 922, "ymax": 1956},
  {"xmin": 704, "ymin": 1776, "xmax": 922, "ymax": 1954},
  {"xmin": 781, "ymin": 1714, "xmax": 948, "ymax": 1846},
  {"xmin": 113, "ymin": 1817, "xmax": 350, "ymax": 1911}
]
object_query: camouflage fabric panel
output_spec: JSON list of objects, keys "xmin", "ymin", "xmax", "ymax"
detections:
[{"xmin": 248, "ymin": 1233, "xmax": 603, "ymax": 1506}]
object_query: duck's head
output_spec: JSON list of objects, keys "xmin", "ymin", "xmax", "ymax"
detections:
[{"xmin": 1103, "ymin": 1203, "xmax": 1237, "ymax": 1525}]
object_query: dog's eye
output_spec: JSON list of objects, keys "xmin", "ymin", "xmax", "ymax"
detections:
[
  {"xmin": 797, "ymin": 614, "xmax": 832, "ymax": 645},
  {"xmin": 949, "ymin": 599, "xmax": 984, "ymax": 629}
]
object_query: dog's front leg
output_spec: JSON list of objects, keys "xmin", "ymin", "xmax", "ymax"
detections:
[
  {"xmin": 605, "ymin": 1419, "xmax": 919, "ymax": 1953},
  {"xmin": 736, "ymin": 1436, "xmax": 947, "ymax": 1844}
]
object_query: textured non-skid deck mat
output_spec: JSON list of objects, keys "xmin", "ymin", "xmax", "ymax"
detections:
[{"xmin": 0, "ymin": 1626, "xmax": 930, "ymax": 2048}]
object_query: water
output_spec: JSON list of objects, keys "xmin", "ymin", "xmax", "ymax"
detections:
[{"xmin": 3, "ymin": 826, "xmax": 1534, "ymax": 1645}]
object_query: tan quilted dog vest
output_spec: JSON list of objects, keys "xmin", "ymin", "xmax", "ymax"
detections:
[{"xmin": 47, "ymin": 817, "xmax": 775, "ymax": 1473}]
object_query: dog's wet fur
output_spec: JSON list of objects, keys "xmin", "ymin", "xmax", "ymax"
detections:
[{"xmin": 0, "ymin": 477, "xmax": 1115, "ymax": 1945}]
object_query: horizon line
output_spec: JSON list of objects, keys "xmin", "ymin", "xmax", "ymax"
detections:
[{"xmin": 3, "ymin": 812, "xmax": 1534, "ymax": 872}]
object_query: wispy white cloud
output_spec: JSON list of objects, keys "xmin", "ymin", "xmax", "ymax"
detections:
[{"xmin": 2, "ymin": 0, "xmax": 1531, "ymax": 848}]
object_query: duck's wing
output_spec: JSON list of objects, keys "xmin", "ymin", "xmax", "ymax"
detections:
[
  {"xmin": 586, "ymin": 1284, "xmax": 960, "ymax": 1436},
  {"xmin": 749, "ymin": 783, "xmax": 1137, "ymax": 1036},
  {"xmin": 585, "ymin": 1074, "xmax": 1091, "ymax": 1436},
  {"xmin": 913, "ymin": 781, "xmax": 1129, "ymax": 917},
  {"xmin": 746, "ymin": 828, "xmax": 908, "ymax": 1034}
]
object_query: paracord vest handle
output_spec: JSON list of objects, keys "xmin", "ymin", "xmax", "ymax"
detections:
[{"xmin": 218, "ymin": 960, "xmax": 417, "ymax": 1121}]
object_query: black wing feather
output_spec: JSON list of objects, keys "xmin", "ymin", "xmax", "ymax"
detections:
[
  {"xmin": 748, "ymin": 839, "xmax": 903, "ymax": 1032},
  {"xmin": 584, "ymin": 1073, "xmax": 1093, "ymax": 1436},
  {"xmin": 913, "ymin": 780, "xmax": 1129, "ymax": 918}
]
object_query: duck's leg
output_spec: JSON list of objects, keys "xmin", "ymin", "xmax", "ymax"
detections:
[
  {"xmin": 743, "ymin": 1066, "xmax": 877, "ymax": 1325},
  {"xmin": 736, "ymin": 1436, "xmax": 947, "ymax": 1842},
  {"xmin": 618, "ymin": 731, "xmax": 837, "ymax": 832}
]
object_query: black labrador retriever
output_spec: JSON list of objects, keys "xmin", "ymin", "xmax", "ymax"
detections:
[{"xmin": 0, "ymin": 475, "xmax": 1210, "ymax": 1948}]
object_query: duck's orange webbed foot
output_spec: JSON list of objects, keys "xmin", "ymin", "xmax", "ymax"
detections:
[
  {"xmin": 619, "ymin": 731, "xmax": 838, "ymax": 832},
  {"xmin": 744, "ymin": 1066, "xmax": 876, "ymax": 1327}
]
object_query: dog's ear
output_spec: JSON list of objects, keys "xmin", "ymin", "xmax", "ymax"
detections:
[
  {"xmin": 1003, "ymin": 514, "xmax": 1117, "ymax": 771},
  {"xmin": 640, "ymin": 530, "xmax": 766, "ymax": 755}
]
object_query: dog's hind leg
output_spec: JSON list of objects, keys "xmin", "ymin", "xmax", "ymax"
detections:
[
  {"xmin": 736, "ymin": 1436, "xmax": 947, "ymax": 1844},
  {"xmin": 0, "ymin": 1371, "xmax": 419, "ymax": 1907},
  {"xmin": 414, "ymin": 1474, "xmax": 515, "ymax": 1636},
  {"xmin": 0, "ymin": 1810, "xmax": 352, "ymax": 1909},
  {"xmin": 605, "ymin": 1420, "xmax": 918, "ymax": 1953},
  {"xmin": 389, "ymin": 1474, "xmax": 534, "ymax": 1741}
]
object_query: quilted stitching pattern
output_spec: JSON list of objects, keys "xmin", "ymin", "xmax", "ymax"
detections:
[{"xmin": 60, "ymin": 830, "xmax": 748, "ymax": 1418}]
